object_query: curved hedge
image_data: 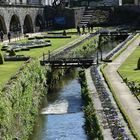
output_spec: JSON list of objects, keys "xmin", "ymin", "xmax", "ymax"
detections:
[{"xmin": 0, "ymin": 59, "xmax": 46, "ymax": 140}]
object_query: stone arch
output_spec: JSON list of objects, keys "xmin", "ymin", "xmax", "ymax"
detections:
[
  {"xmin": 0, "ymin": 15, "xmax": 7, "ymax": 33},
  {"xmin": 9, "ymin": 14, "xmax": 21, "ymax": 33},
  {"xmin": 35, "ymin": 14, "xmax": 44, "ymax": 32},
  {"xmin": 23, "ymin": 14, "xmax": 34, "ymax": 33}
]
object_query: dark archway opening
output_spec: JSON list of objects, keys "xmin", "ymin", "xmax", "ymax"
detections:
[
  {"xmin": 9, "ymin": 15, "xmax": 21, "ymax": 33},
  {"xmin": 23, "ymin": 15, "xmax": 33, "ymax": 33},
  {"xmin": 35, "ymin": 15, "xmax": 44, "ymax": 32},
  {"xmin": 0, "ymin": 15, "xmax": 7, "ymax": 33}
]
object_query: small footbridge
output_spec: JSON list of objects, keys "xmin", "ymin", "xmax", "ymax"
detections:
[
  {"xmin": 99, "ymin": 30, "xmax": 131, "ymax": 36},
  {"xmin": 40, "ymin": 57, "xmax": 95, "ymax": 67}
]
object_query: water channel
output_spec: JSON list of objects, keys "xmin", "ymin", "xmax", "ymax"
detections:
[
  {"xmin": 30, "ymin": 70, "xmax": 87, "ymax": 140},
  {"xmin": 29, "ymin": 35, "xmax": 127, "ymax": 140}
]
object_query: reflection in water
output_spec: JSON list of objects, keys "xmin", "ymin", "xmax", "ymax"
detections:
[
  {"xmin": 100, "ymin": 37, "xmax": 125, "ymax": 58},
  {"xmin": 30, "ymin": 71, "xmax": 87, "ymax": 140}
]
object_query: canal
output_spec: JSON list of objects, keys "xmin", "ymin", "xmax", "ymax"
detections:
[
  {"xmin": 30, "ymin": 71, "xmax": 87, "ymax": 140},
  {"xmin": 29, "ymin": 35, "xmax": 128, "ymax": 140}
]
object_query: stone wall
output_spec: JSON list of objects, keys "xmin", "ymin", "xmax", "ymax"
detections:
[
  {"xmin": 0, "ymin": 5, "xmax": 44, "ymax": 33},
  {"xmin": 73, "ymin": 7, "xmax": 85, "ymax": 27},
  {"xmin": 89, "ymin": 6, "xmax": 140, "ymax": 28},
  {"xmin": 89, "ymin": 0, "xmax": 119, "ymax": 6}
]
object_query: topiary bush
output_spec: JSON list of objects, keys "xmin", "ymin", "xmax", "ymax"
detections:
[
  {"xmin": 0, "ymin": 52, "xmax": 4, "ymax": 64},
  {"xmin": 9, "ymin": 49, "xmax": 16, "ymax": 56},
  {"xmin": 137, "ymin": 57, "xmax": 140, "ymax": 70}
]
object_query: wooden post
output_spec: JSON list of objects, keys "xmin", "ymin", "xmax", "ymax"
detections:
[
  {"xmin": 98, "ymin": 35, "xmax": 103, "ymax": 61},
  {"xmin": 43, "ymin": 53, "xmax": 45, "ymax": 61},
  {"xmin": 48, "ymin": 50, "xmax": 50, "ymax": 62},
  {"xmin": 100, "ymin": 48, "xmax": 103, "ymax": 61}
]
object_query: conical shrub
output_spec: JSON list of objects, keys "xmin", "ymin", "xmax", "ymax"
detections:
[
  {"xmin": 9, "ymin": 49, "xmax": 16, "ymax": 56},
  {"xmin": 137, "ymin": 57, "xmax": 140, "ymax": 70}
]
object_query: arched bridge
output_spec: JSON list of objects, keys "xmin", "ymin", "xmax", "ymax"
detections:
[{"xmin": 0, "ymin": 4, "xmax": 44, "ymax": 34}]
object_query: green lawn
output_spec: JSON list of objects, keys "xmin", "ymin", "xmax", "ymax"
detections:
[
  {"xmin": 118, "ymin": 47, "xmax": 140, "ymax": 83},
  {"xmin": 0, "ymin": 35, "xmax": 78, "ymax": 87},
  {"xmin": 0, "ymin": 61, "xmax": 23, "ymax": 87},
  {"xmin": 16, "ymin": 36, "xmax": 78, "ymax": 58}
]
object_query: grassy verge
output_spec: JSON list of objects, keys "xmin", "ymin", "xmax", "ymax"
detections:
[{"xmin": 118, "ymin": 47, "xmax": 140, "ymax": 83}]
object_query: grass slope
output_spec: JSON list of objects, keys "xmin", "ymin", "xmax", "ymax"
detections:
[{"xmin": 118, "ymin": 47, "xmax": 140, "ymax": 83}]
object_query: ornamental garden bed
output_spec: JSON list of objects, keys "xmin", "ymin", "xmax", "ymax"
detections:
[{"xmin": 1, "ymin": 39, "xmax": 51, "ymax": 52}]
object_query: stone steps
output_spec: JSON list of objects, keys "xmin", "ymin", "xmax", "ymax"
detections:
[{"xmin": 79, "ymin": 9, "xmax": 94, "ymax": 26}]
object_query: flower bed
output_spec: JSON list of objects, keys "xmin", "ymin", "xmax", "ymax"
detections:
[{"xmin": 1, "ymin": 39, "xmax": 51, "ymax": 52}]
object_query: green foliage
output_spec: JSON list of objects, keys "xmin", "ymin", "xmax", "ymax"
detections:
[
  {"xmin": 66, "ymin": 35, "xmax": 99, "ymax": 58},
  {"xmin": 0, "ymin": 60, "xmax": 46, "ymax": 140},
  {"xmin": 137, "ymin": 57, "xmax": 140, "ymax": 70},
  {"xmin": 0, "ymin": 52, "xmax": 4, "ymax": 64},
  {"xmin": 9, "ymin": 50, "xmax": 16, "ymax": 56},
  {"xmin": 78, "ymin": 70, "xmax": 103, "ymax": 140}
]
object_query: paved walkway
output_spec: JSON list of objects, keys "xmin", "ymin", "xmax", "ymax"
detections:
[{"xmin": 104, "ymin": 34, "xmax": 140, "ymax": 137}]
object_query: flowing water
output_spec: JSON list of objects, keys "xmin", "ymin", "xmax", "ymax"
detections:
[
  {"xmin": 30, "ymin": 71, "xmax": 87, "ymax": 140},
  {"xmin": 29, "ymin": 35, "xmax": 127, "ymax": 140}
]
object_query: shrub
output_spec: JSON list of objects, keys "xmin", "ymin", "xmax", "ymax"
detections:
[
  {"xmin": 9, "ymin": 50, "xmax": 16, "ymax": 56},
  {"xmin": 0, "ymin": 52, "xmax": 4, "ymax": 64},
  {"xmin": 137, "ymin": 57, "xmax": 140, "ymax": 70}
]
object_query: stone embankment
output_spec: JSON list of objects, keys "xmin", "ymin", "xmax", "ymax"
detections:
[{"xmin": 85, "ymin": 66, "xmax": 134, "ymax": 140}]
